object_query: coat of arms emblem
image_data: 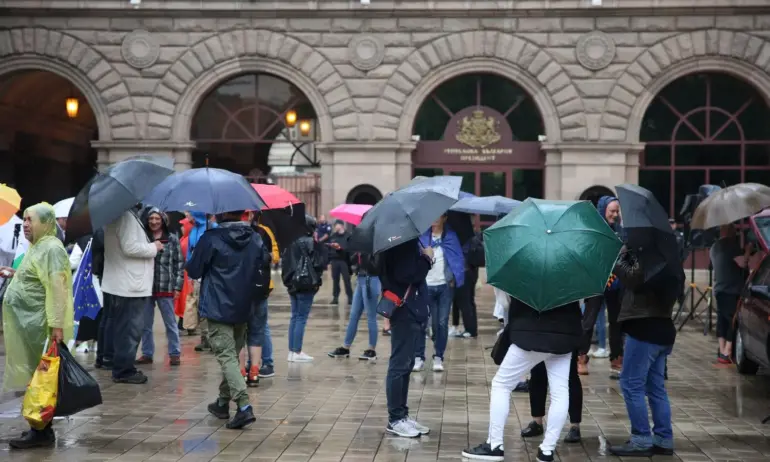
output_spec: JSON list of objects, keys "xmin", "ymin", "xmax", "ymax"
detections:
[{"xmin": 455, "ymin": 110, "xmax": 501, "ymax": 148}]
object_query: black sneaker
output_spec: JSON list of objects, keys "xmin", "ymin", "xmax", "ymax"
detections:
[
  {"xmin": 194, "ymin": 340, "xmax": 211, "ymax": 352},
  {"xmin": 653, "ymin": 445, "xmax": 674, "ymax": 456},
  {"xmin": 461, "ymin": 442, "xmax": 504, "ymax": 461},
  {"xmin": 113, "ymin": 371, "xmax": 148, "ymax": 384},
  {"xmin": 564, "ymin": 426, "xmax": 581, "ymax": 443},
  {"xmin": 9, "ymin": 426, "xmax": 55, "ymax": 449},
  {"xmin": 609, "ymin": 442, "xmax": 654, "ymax": 457},
  {"xmin": 328, "ymin": 346, "xmax": 350, "ymax": 358},
  {"xmin": 208, "ymin": 400, "xmax": 230, "ymax": 419},
  {"xmin": 259, "ymin": 364, "xmax": 275, "ymax": 378},
  {"xmin": 382, "ymin": 328, "xmax": 391, "ymax": 336},
  {"xmin": 331, "ymin": 298, "xmax": 339, "ymax": 305},
  {"xmin": 359, "ymin": 349, "xmax": 377, "ymax": 360},
  {"xmin": 226, "ymin": 406, "xmax": 256, "ymax": 429},
  {"xmin": 520, "ymin": 420, "xmax": 544, "ymax": 438},
  {"xmin": 537, "ymin": 448, "xmax": 555, "ymax": 462}
]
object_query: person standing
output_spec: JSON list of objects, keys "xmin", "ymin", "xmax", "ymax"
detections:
[
  {"xmin": 137, "ymin": 208, "xmax": 184, "ymax": 366},
  {"xmin": 328, "ymin": 251, "xmax": 380, "ymax": 360},
  {"xmin": 185, "ymin": 212, "xmax": 217, "ymax": 352},
  {"xmin": 282, "ymin": 215, "xmax": 325, "ymax": 362},
  {"xmin": 1, "ymin": 203, "xmax": 74, "ymax": 449},
  {"xmin": 414, "ymin": 214, "xmax": 464, "ymax": 372},
  {"xmin": 380, "ymin": 238, "xmax": 433, "ymax": 438},
  {"xmin": 101, "ymin": 205, "xmax": 161, "ymax": 384},
  {"xmin": 710, "ymin": 224, "xmax": 748, "ymax": 363},
  {"xmin": 175, "ymin": 217, "xmax": 194, "ymax": 334},
  {"xmin": 451, "ymin": 230, "xmax": 483, "ymax": 338},
  {"xmin": 187, "ymin": 210, "xmax": 265, "ymax": 430},
  {"xmin": 328, "ymin": 221, "xmax": 353, "ymax": 305}
]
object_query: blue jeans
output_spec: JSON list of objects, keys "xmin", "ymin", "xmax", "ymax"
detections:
[
  {"xmin": 595, "ymin": 302, "xmax": 607, "ymax": 349},
  {"xmin": 344, "ymin": 276, "xmax": 380, "ymax": 348},
  {"xmin": 620, "ymin": 335, "xmax": 674, "ymax": 450},
  {"xmin": 386, "ymin": 305, "xmax": 421, "ymax": 423},
  {"xmin": 247, "ymin": 298, "xmax": 268, "ymax": 347},
  {"xmin": 416, "ymin": 284, "xmax": 454, "ymax": 360},
  {"xmin": 110, "ymin": 295, "xmax": 149, "ymax": 379},
  {"xmin": 141, "ymin": 296, "xmax": 181, "ymax": 357},
  {"xmin": 288, "ymin": 292, "xmax": 315, "ymax": 353},
  {"xmin": 262, "ymin": 320, "xmax": 273, "ymax": 367}
]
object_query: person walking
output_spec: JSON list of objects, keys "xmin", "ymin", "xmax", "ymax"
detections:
[
  {"xmin": 463, "ymin": 297, "xmax": 582, "ymax": 462},
  {"xmin": 282, "ymin": 215, "xmax": 325, "ymax": 362},
  {"xmin": 414, "ymin": 214, "xmax": 464, "ymax": 372},
  {"xmin": 710, "ymin": 224, "xmax": 748, "ymax": 363},
  {"xmin": 184, "ymin": 212, "xmax": 217, "ymax": 352},
  {"xmin": 102, "ymin": 205, "xmax": 161, "ymax": 384},
  {"xmin": 136, "ymin": 208, "xmax": 184, "ymax": 366},
  {"xmin": 380, "ymin": 238, "xmax": 433, "ymax": 438},
  {"xmin": 187, "ymin": 210, "xmax": 266, "ymax": 430},
  {"xmin": 1, "ymin": 203, "xmax": 74, "ymax": 449},
  {"xmin": 328, "ymin": 251, "xmax": 380, "ymax": 360},
  {"xmin": 328, "ymin": 221, "xmax": 353, "ymax": 305}
]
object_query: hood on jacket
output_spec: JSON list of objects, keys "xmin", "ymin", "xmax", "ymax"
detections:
[
  {"xmin": 142, "ymin": 206, "xmax": 169, "ymax": 238},
  {"xmin": 597, "ymin": 195, "xmax": 621, "ymax": 230},
  {"xmin": 213, "ymin": 222, "xmax": 254, "ymax": 250}
]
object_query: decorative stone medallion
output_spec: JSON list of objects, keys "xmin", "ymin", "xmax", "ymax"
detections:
[
  {"xmin": 576, "ymin": 31, "xmax": 616, "ymax": 71},
  {"xmin": 121, "ymin": 30, "xmax": 160, "ymax": 69},
  {"xmin": 348, "ymin": 35, "xmax": 385, "ymax": 71}
]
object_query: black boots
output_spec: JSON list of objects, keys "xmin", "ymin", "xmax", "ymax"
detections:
[{"xmin": 9, "ymin": 425, "xmax": 55, "ymax": 449}]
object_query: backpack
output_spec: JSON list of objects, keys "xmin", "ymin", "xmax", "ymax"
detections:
[
  {"xmin": 466, "ymin": 233, "xmax": 486, "ymax": 268},
  {"xmin": 292, "ymin": 240, "xmax": 321, "ymax": 292},
  {"xmin": 253, "ymin": 243, "xmax": 272, "ymax": 301}
]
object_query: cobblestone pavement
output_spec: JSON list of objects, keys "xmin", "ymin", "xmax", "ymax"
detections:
[{"xmin": 0, "ymin": 277, "xmax": 769, "ymax": 462}]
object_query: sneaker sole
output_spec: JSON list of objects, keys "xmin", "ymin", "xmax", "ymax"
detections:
[
  {"xmin": 460, "ymin": 451, "xmax": 504, "ymax": 461},
  {"xmin": 432, "ymin": 367, "xmax": 444, "ymax": 372},
  {"xmin": 328, "ymin": 353, "xmax": 350, "ymax": 358},
  {"xmin": 226, "ymin": 416, "xmax": 256, "ymax": 430},
  {"xmin": 359, "ymin": 356, "xmax": 377, "ymax": 360},
  {"xmin": 209, "ymin": 410, "xmax": 230, "ymax": 419},
  {"xmin": 260, "ymin": 373, "xmax": 275, "ymax": 378},
  {"xmin": 385, "ymin": 427, "xmax": 420, "ymax": 438}
]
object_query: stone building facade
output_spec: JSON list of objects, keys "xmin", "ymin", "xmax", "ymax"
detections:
[{"xmin": 1, "ymin": 1, "xmax": 770, "ymax": 214}]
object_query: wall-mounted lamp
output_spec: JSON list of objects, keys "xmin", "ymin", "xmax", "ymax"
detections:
[
  {"xmin": 285, "ymin": 109, "xmax": 298, "ymax": 127},
  {"xmin": 66, "ymin": 96, "xmax": 79, "ymax": 119},
  {"xmin": 298, "ymin": 120, "xmax": 312, "ymax": 136}
]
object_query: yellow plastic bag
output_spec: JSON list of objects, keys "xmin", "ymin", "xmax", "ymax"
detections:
[{"xmin": 21, "ymin": 343, "xmax": 60, "ymax": 430}]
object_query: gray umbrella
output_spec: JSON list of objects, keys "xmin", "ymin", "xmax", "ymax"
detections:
[
  {"xmin": 450, "ymin": 195, "xmax": 521, "ymax": 216},
  {"xmin": 691, "ymin": 183, "xmax": 770, "ymax": 230},
  {"xmin": 348, "ymin": 176, "xmax": 462, "ymax": 254}
]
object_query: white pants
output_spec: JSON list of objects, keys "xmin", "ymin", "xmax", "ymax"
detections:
[
  {"xmin": 493, "ymin": 288, "xmax": 510, "ymax": 325},
  {"xmin": 488, "ymin": 345, "xmax": 572, "ymax": 453}
]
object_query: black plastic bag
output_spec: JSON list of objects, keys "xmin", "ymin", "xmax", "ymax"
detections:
[{"xmin": 55, "ymin": 343, "xmax": 102, "ymax": 417}]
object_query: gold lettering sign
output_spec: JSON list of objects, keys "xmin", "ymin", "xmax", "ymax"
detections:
[{"xmin": 456, "ymin": 109, "xmax": 501, "ymax": 148}]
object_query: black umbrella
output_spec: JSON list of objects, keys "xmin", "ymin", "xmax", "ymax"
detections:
[
  {"xmin": 615, "ymin": 184, "xmax": 673, "ymax": 234},
  {"xmin": 66, "ymin": 157, "xmax": 174, "ymax": 244},
  {"xmin": 348, "ymin": 176, "xmax": 462, "ymax": 254},
  {"xmin": 259, "ymin": 203, "xmax": 307, "ymax": 253}
]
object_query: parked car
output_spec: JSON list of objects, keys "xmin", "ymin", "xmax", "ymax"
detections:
[{"xmin": 734, "ymin": 210, "xmax": 770, "ymax": 374}]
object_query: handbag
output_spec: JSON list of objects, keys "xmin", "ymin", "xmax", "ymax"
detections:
[
  {"xmin": 490, "ymin": 322, "xmax": 512, "ymax": 365},
  {"xmin": 376, "ymin": 286, "xmax": 411, "ymax": 319}
]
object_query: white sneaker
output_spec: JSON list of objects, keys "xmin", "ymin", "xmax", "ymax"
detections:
[
  {"xmin": 412, "ymin": 358, "xmax": 424, "ymax": 372},
  {"xmin": 590, "ymin": 348, "xmax": 609, "ymax": 358},
  {"xmin": 287, "ymin": 352, "xmax": 296, "ymax": 362},
  {"xmin": 294, "ymin": 352, "xmax": 314, "ymax": 362},
  {"xmin": 75, "ymin": 342, "xmax": 90, "ymax": 353},
  {"xmin": 386, "ymin": 418, "xmax": 420, "ymax": 438},
  {"xmin": 448, "ymin": 326, "xmax": 459, "ymax": 337},
  {"xmin": 406, "ymin": 417, "xmax": 430, "ymax": 435},
  {"xmin": 461, "ymin": 332, "xmax": 472, "ymax": 338},
  {"xmin": 432, "ymin": 357, "xmax": 444, "ymax": 372}
]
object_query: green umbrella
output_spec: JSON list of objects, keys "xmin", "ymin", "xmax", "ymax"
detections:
[{"xmin": 483, "ymin": 198, "xmax": 623, "ymax": 312}]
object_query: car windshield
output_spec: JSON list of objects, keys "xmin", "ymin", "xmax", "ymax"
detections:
[{"xmin": 754, "ymin": 216, "xmax": 770, "ymax": 250}]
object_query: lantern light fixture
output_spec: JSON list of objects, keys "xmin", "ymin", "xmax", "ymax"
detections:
[
  {"xmin": 66, "ymin": 97, "xmax": 79, "ymax": 119},
  {"xmin": 298, "ymin": 120, "xmax": 312, "ymax": 136},
  {"xmin": 285, "ymin": 109, "xmax": 298, "ymax": 127}
]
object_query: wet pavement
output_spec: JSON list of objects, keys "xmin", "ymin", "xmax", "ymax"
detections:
[{"xmin": 1, "ymin": 276, "xmax": 769, "ymax": 462}]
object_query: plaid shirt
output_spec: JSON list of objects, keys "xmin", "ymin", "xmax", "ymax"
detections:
[{"xmin": 153, "ymin": 233, "xmax": 184, "ymax": 295}]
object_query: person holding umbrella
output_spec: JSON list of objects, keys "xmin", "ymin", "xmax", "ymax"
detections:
[{"xmin": 328, "ymin": 220, "xmax": 353, "ymax": 305}]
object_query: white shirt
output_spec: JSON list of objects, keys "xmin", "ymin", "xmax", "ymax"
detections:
[
  {"xmin": 425, "ymin": 233, "xmax": 446, "ymax": 287},
  {"xmin": 101, "ymin": 211, "xmax": 158, "ymax": 298},
  {"xmin": 0, "ymin": 215, "xmax": 28, "ymax": 268}
]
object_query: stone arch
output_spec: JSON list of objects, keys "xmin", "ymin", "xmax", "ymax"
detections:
[
  {"xmin": 578, "ymin": 185, "xmax": 615, "ymax": 205},
  {"xmin": 375, "ymin": 31, "xmax": 585, "ymax": 143},
  {"xmin": 345, "ymin": 184, "xmax": 383, "ymax": 205},
  {"xmin": 149, "ymin": 29, "xmax": 352, "ymax": 142},
  {"xmin": 602, "ymin": 29, "xmax": 770, "ymax": 143},
  {"xmin": 0, "ymin": 27, "xmax": 133, "ymax": 140}
]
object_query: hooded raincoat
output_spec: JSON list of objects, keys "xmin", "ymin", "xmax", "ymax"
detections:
[
  {"xmin": 187, "ymin": 212, "xmax": 217, "ymax": 261},
  {"xmin": 2, "ymin": 203, "xmax": 74, "ymax": 391}
]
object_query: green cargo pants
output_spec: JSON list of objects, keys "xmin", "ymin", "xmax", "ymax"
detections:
[{"xmin": 208, "ymin": 320, "xmax": 249, "ymax": 408}]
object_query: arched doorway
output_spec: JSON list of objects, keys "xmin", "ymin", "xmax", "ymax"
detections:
[
  {"xmin": 579, "ymin": 185, "xmax": 615, "ymax": 206},
  {"xmin": 639, "ymin": 72, "xmax": 770, "ymax": 220},
  {"xmin": 0, "ymin": 70, "xmax": 97, "ymax": 211},
  {"xmin": 346, "ymin": 184, "xmax": 382, "ymax": 205},
  {"xmin": 411, "ymin": 73, "xmax": 545, "ymax": 217},
  {"xmin": 191, "ymin": 73, "xmax": 321, "ymax": 215}
]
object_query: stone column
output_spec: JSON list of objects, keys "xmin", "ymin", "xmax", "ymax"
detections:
[
  {"xmin": 541, "ymin": 142, "xmax": 645, "ymax": 200},
  {"xmin": 91, "ymin": 140, "xmax": 196, "ymax": 171},
  {"xmin": 315, "ymin": 141, "xmax": 416, "ymax": 214}
]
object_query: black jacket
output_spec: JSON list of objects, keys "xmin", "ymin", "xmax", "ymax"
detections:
[
  {"xmin": 378, "ymin": 239, "xmax": 432, "ymax": 322},
  {"xmin": 186, "ymin": 222, "xmax": 265, "ymax": 324},
  {"xmin": 281, "ymin": 235, "xmax": 325, "ymax": 294},
  {"xmin": 328, "ymin": 231, "xmax": 350, "ymax": 261},
  {"xmin": 613, "ymin": 249, "xmax": 679, "ymax": 323},
  {"xmin": 508, "ymin": 299, "xmax": 583, "ymax": 355},
  {"xmin": 355, "ymin": 252, "xmax": 379, "ymax": 276}
]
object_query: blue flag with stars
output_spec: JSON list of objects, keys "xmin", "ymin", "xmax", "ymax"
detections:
[{"xmin": 73, "ymin": 240, "xmax": 102, "ymax": 321}]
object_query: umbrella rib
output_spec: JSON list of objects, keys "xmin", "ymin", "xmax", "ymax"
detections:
[{"xmin": 553, "ymin": 237, "xmax": 605, "ymax": 291}]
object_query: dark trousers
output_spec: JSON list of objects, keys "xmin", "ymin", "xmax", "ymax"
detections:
[
  {"xmin": 97, "ymin": 294, "xmax": 115, "ymax": 363},
  {"xmin": 451, "ymin": 268, "xmax": 478, "ymax": 336},
  {"xmin": 110, "ymin": 294, "xmax": 150, "ymax": 379},
  {"xmin": 330, "ymin": 259, "xmax": 353, "ymax": 300},
  {"xmin": 529, "ymin": 352, "xmax": 582, "ymax": 424},
  {"xmin": 581, "ymin": 291, "xmax": 624, "ymax": 360},
  {"xmin": 386, "ymin": 306, "xmax": 421, "ymax": 423}
]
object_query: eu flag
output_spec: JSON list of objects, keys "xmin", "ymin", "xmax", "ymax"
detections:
[{"xmin": 73, "ymin": 239, "xmax": 102, "ymax": 321}]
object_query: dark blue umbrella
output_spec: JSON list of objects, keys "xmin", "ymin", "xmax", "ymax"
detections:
[
  {"xmin": 451, "ymin": 195, "xmax": 521, "ymax": 216},
  {"xmin": 145, "ymin": 168, "xmax": 266, "ymax": 214},
  {"xmin": 65, "ymin": 156, "xmax": 174, "ymax": 244}
]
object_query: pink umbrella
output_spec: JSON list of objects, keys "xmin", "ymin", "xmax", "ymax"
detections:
[{"xmin": 330, "ymin": 203, "xmax": 372, "ymax": 226}]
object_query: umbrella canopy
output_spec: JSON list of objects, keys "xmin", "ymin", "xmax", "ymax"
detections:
[
  {"xmin": 53, "ymin": 197, "xmax": 74, "ymax": 219},
  {"xmin": 0, "ymin": 184, "xmax": 21, "ymax": 226},
  {"xmin": 348, "ymin": 176, "xmax": 462, "ymax": 254},
  {"xmin": 330, "ymin": 203, "xmax": 372, "ymax": 226},
  {"xmin": 145, "ymin": 168, "xmax": 266, "ymax": 214},
  {"xmin": 484, "ymin": 198, "xmax": 623, "ymax": 312},
  {"xmin": 615, "ymin": 184, "xmax": 672, "ymax": 234},
  {"xmin": 450, "ymin": 195, "xmax": 521, "ymax": 216},
  {"xmin": 259, "ymin": 203, "xmax": 307, "ymax": 253},
  {"xmin": 65, "ymin": 157, "xmax": 174, "ymax": 244},
  {"xmin": 252, "ymin": 184, "xmax": 300, "ymax": 210},
  {"xmin": 691, "ymin": 183, "xmax": 770, "ymax": 230},
  {"xmin": 409, "ymin": 177, "xmax": 475, "ymax": 244}
]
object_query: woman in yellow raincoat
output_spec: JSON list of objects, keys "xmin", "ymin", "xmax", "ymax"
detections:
[{"xmin": 0, "ymin": 202, "xmax": 73, "ymax": 449}]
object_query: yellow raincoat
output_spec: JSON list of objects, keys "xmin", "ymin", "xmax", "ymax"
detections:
[{"xmin": 2, "ymin": 203, "xmax": 74, "ymax": 391}]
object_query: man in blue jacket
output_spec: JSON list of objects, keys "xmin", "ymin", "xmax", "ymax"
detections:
[
  {"xmin": 186, "ymin": 210, "xmax": 265, "ymax": 430},
  {"xmin": 415, "ymin": 214, "xmax": 465, "ymax": 372}
]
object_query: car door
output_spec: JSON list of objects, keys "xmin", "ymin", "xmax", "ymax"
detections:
[{"xmin": 743, "ymin": 257, "xmax": 770, "ymax": 356}]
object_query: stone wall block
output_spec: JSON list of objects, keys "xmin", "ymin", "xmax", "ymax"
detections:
[
  {"xmin": 365, "ymin": 64, "xmax": 397, "ymax": 78},
  {"xmin": 373, "ymin": 112, "xmax": 400, "ymax": 130},
  {"xmin": 412, "ymin": 33, "xmax": 446, "ymax": 47},
  {"xmin": 243, "ymin": 30, "xmax": 258, "ymax": 55},
  {"xmin": 376, "ymin": 98, "xmax": 403, "ymax": 118},
  {"xmin": 447, "ymin": 33, "xmax": 465, "ymax": 61},
  {"xmin": 146, "ymin": 126, "xmax": 170, "ymax": 139},
  {"xmin": 705, "ymin": 29, "xmax": 720, "ymax": 55},
  {"xmin": 33, "ymin": 28, "xmax": 48, "ymax": 55},
  {"xmin": 310, "ymin": 61, "xmax": 336, "ymax": 86},
  {"xmin": 87, "ymin": 60, "xmax": 112, "ymax": 83},
  {"xmin": 372, "ymin": 126, "xmax": 397, "ymax": 140},
  {"xmin": 593, "ymin": 63, "xmax": 627, "ymax": 79},
  {"xmin": 203, "ymin": 35, "xmax": 226, "ymax": 62},
  {"xmin": 192, "ymin": 43, "xmax": 215, "ymax": 70},
  {"xmin": 255, "ymin": 30, "xmax": 271, "ymax": 56},
  {"xmin": 473, "ymin": 31, "xmax": 487, "ymax": 57},
  {"xmin": 381, "ymin": 86, "xmax": 407, "ymax": 105},
  {"xmin": 648, "ymin": 43, "xmax": 672, "ymax": 69},
  {"xmin": 609, "ymin": 85, "xmax": 636, "ymax": 107},
  {"xmin": 106, "ymin": 97, "xmax": 132, "ymax": 116},
  {"xmin": 399, "ymin": 62, "xmax": 422, "ymax": 85},
  {"xmin": 519, "ymin": 33, "xmax": 548, "ymax": 47},
  {"xmin": 77, "ymin": 48, "xmax": 101, "ymax": 74},
  {"xmin": 95, "ymin": 70, "xmax": 121, "ymax": 91},
  {"xmin": 617, "ymin": 74, "xmax": 644, "ymax": 96},
  {"xmin": 370, "ymin": 19, "xmax": 398, "ymax": 32},
  {"xmin": 158, "ymin": 46, "xmax": 187, "ymax": 64},
  {"xmin": 68, "ymin": 18, "xmax": 110, "ymax": 30},
  {"xmin": 43, "ymin": 30, "xmax": 62, "ymax": 57},
  {"xmin": 155, "ymin": 84, "xmax": 179, "ymax": 105},
  {"xmin": 321, "ymin": 33, "xmax": 351, "ymax": 47},
  {"xmin": 95, "ymin": 45, "xmax": 123, "ymax": 63},
  {"xmin": 297, "ymin": 51, "xmax": 324, "ymax": 77},
  {"xmin": 556, "ymin": 98, "xmax": 583, "ymax": 118},
  {"xmin": 605, "ymin": 98, "xmax": 632, "ymax": 118},
  {"xmin": 563, "ymin": 17, "xmax": 595, "ymax": 32},
  {"xmin": 126, "ymin": 77, "xmax": 158, "ymax": 96},
  {"xmin": 112, "ymin": 63, "xmax": 141, "ymax": 78},
  {"xmin": 548, "ymin": 47, "xmax": 578, "ymax": 65},
  {"xmin": 383, "ymin": 47, "xmax": 413, "ymax": 64},
  {"xmin": 112, "ymin": 18, "xmax": 144, "ymax": 31},
  {"xmin": 163, "ymin": 70, "xmax": 187, "ymax": 94},
  {"xmin": 597, "ymin": 17, "xmax": 631, "ymax": 32},
  {"xmin": 354, "ymin": 97, "xmax": 378, "ymax": 112},
  {"xmin": 676, "ymin": 33, "xmax": 694, "ymax": 60},
  {"xmin": 8, "ymin": 29, "xmax": 22, "ymax": 54},
  {"xmin": 551, "ymin": 84, "xmax": 578, "ymax": 106},
  {"xmin": 433, "ymin": 37, "xmax": 452, "ymax": 64},
  {"xmin": 676, "ymin": 16, "xmax": 715, "ymax": 30},
  {"xmin": 55, "ymin": 34, "xmax": 76, "ymax": 61},
  {"xmin": 731, "ymin": 33, "xmax": 750, "ymax": 59},
  {"xmin": 630, "ymin": 17, "xmax": 676, "ymax": 32},
  {"xmin": 32, "ymin": 17, "xmax": 67, "ymax": 29},
  {"xmin": 289, "ymin": 43, "xmax": 315, "ymax": 71},
  {"xmin": 317, "ymin": 47, "xmax": 350, "ymax": 64},
  {"xmin": 718, "ymin": 31, "xmax": 735, "ymax": 56},
  {"xmin": 334, "ymin": 127, "xmax": 358, "ymax": 140},
  {"xmin": 690, "ymin": 31, "xmax": 707, "ymax": 55},
  {"xmin": 22, "ymin": 28, "xmax": 35, "ymax": 53},
  {"xmin": 179, "ymin": 51, "xmax": 204, "ymax": 77},
  {"xmin": 717, "ymin": 16, "xmax": 754, "ymax": 30},
  {"xmin": 546, "ymin": 72, "xmax": 571, "ymax": 95},
  {"xmin": 494, "ymin": 33, "xmax": 513, "ymax": 61},
  {"xmin": 332, "ymin": 112, "xmax": 358, "ymax": 129},
  {"xmin": 67, "ymin": 40, "xmax": 89, "ymax": 68},
  {"xmin": 228, "ymin": 30, "xmax": 246, "ymax": 56},
  {"xmin": 482, "ymin": 31, "xmax": 498, "ymax": 57},
  {"xmin": 215, "ymin": 18, "xmax": 250, "ymax": 31},
  {"xmin": 548, "ymin": 33, "xmax": 582, "ymax": 47},
  {"xmin": 168, "ymin": 60, "xmax": 193, "ymax": 84},
  {"xmin": 251, "ymin": 18, "xmax": 288, "ymax": 30},
  {"xmin": 639, "ymin": 32, "xmax": 677, "ymax": 46},
  {"xmin": 69, "ymin": 31, "xmax": 98, "ymax": 44},
  {"xmin": 154, "ymin": 33, "xmax": 188, "ymax": 47},
  {"xmin": 419, "ymin": 42, "xmax": 441, "ymax": 68},
  {"xmin": 518, "ymin": 17, "xmax": 562, "ymax": 33},
  {"xmin": 560, "ymin": 113, "xmax": 586, "ymax": 130},
  {"xmin": 110, "ymin": 112, "xmax": 135, "ymax": 128},
  {"xmin": 625, "ymin": 62, "xmax": 652, "ymax": 87},
  {"xmin": 536, "ymin": 61, "xmax": 561, "ymax": 86},
  {"xmin": 148, "ymin": 112, "xmax": 172, "ymax": 129},
  {"xmin": 151, "ymin": 97, "xmax": 175, "ymax": 116},
  {"xmin": 288, "ymin": 19, "xmax": 332, "ymax": 32},
  {"xmin": 599, "ymin": 127, "xmax": 625, "ymax": 141},
  {"xmin": 102, "ymin": 82, "xmax": 130, "ymax": 104},
  {"xmin": 398, "ymin": 18, "xmax": 442, "ymax": 32},
  {"xmin": 318, "ymin": 73, "xmax": 345, "ymax": 94},
  {"xmin": 744, "ymin": 36, "xmax": 764, "ymax": 62},
  {"xmin": 443, "ymin": 18, "xmax": 480, "ymax": 32},
  {"xmin": 461, "ymin": 31, "xmax": 478, "ymax": 57},
  {"xmin": 328, "ymin": 98, "xmax": 355, "ymax": 117},
  {"xmin": 406, "ymin": 51, "xmax": 431, "ymax": 77},
  {"xmin": 661, "ymin": 37, "xmax": 682, "ymax": 63},
  {"xmin": 381, "ymin": 33, "xmax": 411, "ymax": 47},
  {"xmin": 276, "ymin": 36, "xmax": 300, "ymax": 62},
  {"xmin": 574, "ymin": 80, "xmax": 615, "ymax": 98},
  {"xmin": 389, "ymin": 72, "xmax": 415, "ymax": 95},
  {"xmin": 291, "ymin": 33, "xmax": 322, "ymax": 47},
  {"xmin": 527, "ymin": 50, "xmax": 550, "ymax": 77},
  {"xmin": 754, "ymin": 42, "xmax": 770, "ymax": 69},
  {"xmin": 518, "ymin": 42, "xmax": 540, "ymax": 69},
  {"xmin": 480, "ymin": 18, "xmax": 516, "ymax": 31}
]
